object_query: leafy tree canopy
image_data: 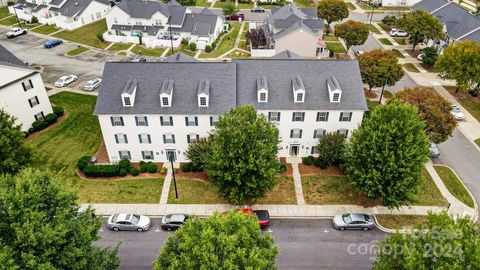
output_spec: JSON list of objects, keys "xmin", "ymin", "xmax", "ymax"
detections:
[
  {"xmin": 373, "ymin": 211, "xmax": 480, "ymax": 270},
  {"xmin": 395, "ymin": 87, "xmax": 456, "ymax": 143},
  {"xmin": 316, "ymin": 133, "xmax": 346, "ymax": 165},
  {"xmin": 205, "ymin": 105, "xmax": 280, "ymax": 203},
  {"xmin": 345, "ymin": 101, "xmax": 430, "ymax": 208},
  {"xmin": 317, "ymin": 0, "xmax": 349, "ymax": 29},
  {"xmin": 334, "ymin": 20, "xmax": 369, "ymax": 50},
  {"xmin": 223, "ymin": 0, "xmax": 239, "ymax": 16},
  {"xmin": 186, "ymin": 136, "xmax": 211, "ymax": 171},
  {"xmin": 357, "ymin": 49, "xmax": 404, "ymax": 92},
  {"xmin": 420, "ymin": 46, "xmax": 438, "ymax": 67},
  {"xmin": 154, "ymin": 211, "xmax": 279, "ymax": 270},
  {"xmin": 397, "ymin": 10, "xmax": 444, "ymax": 52},
  {"xmin": 0, "ymin": 110, "xmax": 31, "ymax": 175},
  {"xmin": 0, "ymin": 169, "xmax": 119, "ymax": 270}
]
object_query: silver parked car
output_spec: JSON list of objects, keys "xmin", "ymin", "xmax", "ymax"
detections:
[
  {"xmin": 429, "ymin": 141, "xmax": 440, "ymax": 158},
  {"xmin": 332, "ymin": 213, "xmax": 375, "ymax": 231},
  {"xmin": 83, "ymin": 78, "xmax": 102, "ymax": 91},
  {"xmin": 107, "ymin": 213, "xmax": 151, "ymax": 232}
]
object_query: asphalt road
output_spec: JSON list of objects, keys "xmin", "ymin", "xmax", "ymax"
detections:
[
  {"xmin": 433, "ymin": 129, "xmax": 480, "ymax": 211},
  {"xmin": 97, "ymin": 218, "xmax": 387, "ymax": 270}
]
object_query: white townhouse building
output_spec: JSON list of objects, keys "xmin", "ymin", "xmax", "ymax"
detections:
[
  {"xmin": 103, "ymin": 0, "xmax": 224, "ymax": 49},
  {"xmin": 10, "ymin": 0, "xmax": 112, "ymax": 30},
  {"xmin": 94, "ymin": 54, "xmax": 368, "ymax": 163},
  {"xmin": 0, "ymin": 44, "xmax": 53, "ymax": 132}
]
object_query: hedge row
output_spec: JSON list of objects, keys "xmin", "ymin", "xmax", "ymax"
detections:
[
  {"xmin": 302, "ymin": 155, "xmax": 328, "ymax": 169},
  {"xmin": 180, "ymin": 162, "xmax": 203, "ymax": 173},
  {"xmin": 77, "ymin": 157, "xmax": 160, "ymax": 178},
  {"xmin": 28, "ymin": 106, "xmax": 64, "ymax": 134}
]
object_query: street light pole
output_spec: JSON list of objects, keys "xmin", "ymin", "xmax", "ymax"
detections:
[
  {"xmin": 12, "ymin": 4, "xmax": 22, "ymax": 27},
  {"xmin": 169, "ymin": 152, "xmax": 178, "ymax": 200},
  {"xmin": 369, "ymin": 3, "xmax": 376, "ymax": 25}
]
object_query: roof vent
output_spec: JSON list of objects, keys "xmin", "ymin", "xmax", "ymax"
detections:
[{"xmin": 75, "ymin": 2, "xmax": 78, "ymax": 6}]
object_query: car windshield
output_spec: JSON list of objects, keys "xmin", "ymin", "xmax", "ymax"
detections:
[
  {"xmin": 131, "ymin": 214, "xmax": 140, "ymax": 225},
  {"xmin": 452, "ymin": 108, "xmax": 460, "ymax": 113},
  {"xmin": 363, "ymin": 215, "xmax": 371, "ymax": 222},
  {"xmin": 86, "ymin": 82, "xmax": 93, "ymax": 86},
  {"xmin": 111, "ymin": 214, "xmax": 118, "ymax": 222},
  {"xmin": 342, "ymin": 214, "xmax": 352, "ymax": 224}
]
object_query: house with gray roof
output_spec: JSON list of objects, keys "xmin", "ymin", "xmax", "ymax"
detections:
[
  {"xmin": 103, "ymin": 0, "xmax": 224, "ymax": 50},
  {"xmin": 11, "ymin": 0, "xmax": 112, "ymax": 30},
  {"xmin": 249, "ymin": 4, "xmax": 328, "ymax": 58},
  {"xmin": 412, "ymin": 0, "xmax": 480, "ymax": 50},
  {"xmin": 94, "ymin": 56, "xmax": 366, "ymax": 162}
]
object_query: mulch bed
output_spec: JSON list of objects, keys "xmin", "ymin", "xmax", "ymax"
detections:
[
  {"xmin": 279, "ymin": 157, "xmax": 293, "ymax": 176},
  {"xmin": 298, "ymin": 164, "xmax": 345, "ymax": 176},
  {"xmin": 25, "ymin": 110, "xmax": 69, "ymax": 140},
  {"xmin": 76, "ymin": 168, "xmax": 165, "ymax": 181},
  {"xmin": 364, "ymin": 89, "xmax": 378, "ymax": 98},
  {"xmin": 94, "ymin": 140, "xmax": 110, "ymax": 163},
  {"xmin": 175, "ymin": 168, "xmax": 209, "ymax": 181}
]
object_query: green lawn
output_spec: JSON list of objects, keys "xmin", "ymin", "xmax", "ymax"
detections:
[
  {"xmin": 393, "ymin": 37, "xmax": 406, "ymax": 45},
  {"xmin": 237, "ymin": 2, "xmax": 254, "ymax": 9},
  {"xmin": 15, "ymin": 22, "xmax": 40, "ymax": 29},
  {"xmin": 368, "ymin": 24, "xmax": 381, "ymax": 34},
  {"xmin": 383, "ymin": 90, "xmax": 394, "ymax": 100},
  {"xmin": 200, "ymin": 22, "xmax": 240, "ymax": 58},
  {"xmin": 32, "ymin": 24, "xmax": 59, "ymax": 35},
  {"xmin": 445, "ymin": 86, "xmax": 480, "ymax": 122},
  {"xmin": 0, "ymin": 6, "xmax": 10, "ymax": 19},
  {"xmin": 194, "ymin": 0, "xmax": 211, "ymax": 7},
  {"xmin": 118, "ymin": 51, "xmax": 127, "ymax": 56},
  {"xmin": 131, "ymin": 45, "xmax": 165, "ymax": 57},
  {"xmin": 107, "ymin": 43, "xmax": 132, "ymax": 51},
  {"xmin": 178, "ymin": 44, "xmax": 197, "ymax": 57},
  {"xmin": 377, "ymin": 23, "xmax": 391, "ymax": 32},
  {"xmin": 213, "ymin": 1, "xmax": 224, "ymax": 8},
  {"xmin": 412, "ymin": 168, "xmax": 448, "ymax": 206},
  {"xmin": 27, "ymin": 92, "xmax": 164, "ymax": 203},
  {"xmin": 392, "ymin": 49, "xmax": 405, "ymax": 58},
  {"xmin": 376, "ymin": 215, "xmax": 428, "ymax": 230},
  {"xmin": 475, "ymin": 138, "xmax": 480, "ymax": 147},
  {"xmin": 239, "ymin": 39, "xmax": 247, "ymax": 50},
  {"xmin": 256, "ymin": 176, "xmax": 297, "ymax": 204},
  {"xmin": 168, "ymin": 178, "xmax": 227, "ymax": 204},
  {"xmin": 403, "ymin": 63, "xmax": 420, "ymax": 73},
  {"xmin": 226, "ymin": 49, "xmax": 250, "ymax": 59},
  {"xmin": 294, "ymin": 0, "xmax": 316, "ymax": 8},
  {"xmin": 367, "ymin": 99, "xmax": 380, "ymax": 111},
  {"xmin": 378, "ymin": 38, "xmax": 393, "ymax": 45},
  {"xmin": 347, "ymin": 2, "xmax": 356, "ymax": 10},
  {"xmin": 240, "ymin": 22, "xmax": 249, "ymax": 40},
  {"xmin": 434, "ymin": 165, "xmax": 474, "ymax": 208},
  {"xmin": 66, "ymin": 46, "xmax": 89, "ymax": 56},
  {"xmin": 322, "ymin": 34, "xmax": 339, "ymax": 42},
  {"xmin": 326, "ymin": 42, "xmax": 346, "ymax": 54},
  {"xmin": 0, "ymin": 15, "xmax": 18, "ymax": 26},
  {"xmin": 53, "ymin": 19, "xmax": 109, "ymax": 49}
]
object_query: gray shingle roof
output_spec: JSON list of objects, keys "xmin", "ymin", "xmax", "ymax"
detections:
[
  {"xmin": 160, "ymin": 79, "xmax": 174, "ymax": 95},
  {"xmin": 95, "ymin": 59, "xmax": 367, "ymax": 115},
  {"xmin": 257, "ymin": 76, "xmax": 268, "ymax": 91},
  {"xmin": 122, "ymin": 79, "xmax": 137, "ymax": 95},
  {"xmin": 49, "ymin": 0, "xmax": 65, "ymax": 6},
  {"xmin": 272, "ymin": 50, "xmax": 302, "ymax": 59},
  {"xmin": 54, "ymin": 0, "xmax": 110, "ymax": 17},
  {"xmin": 274, "ymin": 20, "xmax": 317, "ymax": 39},
  {"xmin": 116, "ymin": 0, "xmax": 173, "ymax": 19},
  {"xmin": 160, "ymin": 52, "xmax": 198, "ymax": 62},
  {"xmin": 268, "ymin": 4, "xmax": 322, "ymax": 39},
  {"xmin": 270, "ymin": 4, "xmax": 316, "ymax": 21},
  {"xmin": 178, "ymin": 13, "xmax": 218, "ymax": 36},
  {"xmin": 0, "ymin": 44, "xmax": 27, "ymax": 69},
  {"xmin": 197, "ymin": 79, "xmax": 210, "ymax": 95},
  {"xmin": 412, "ymin": 0, "xmax": 449, "ymax": 12}
]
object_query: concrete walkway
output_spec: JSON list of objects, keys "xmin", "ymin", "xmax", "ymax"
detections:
[
  {"xmin": 159, "ymin": 167, "xmax": 172, "ymax": 205},
  {"xmin": 46, "ymin": 84, "xmax": 98, "ymax": 96},
  {"xmin": 286, "ymin": 157, "xmax": 305, "ymax": 205}
]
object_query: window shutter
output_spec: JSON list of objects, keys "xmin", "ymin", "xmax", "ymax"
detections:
[
  {"xmin": 172, "ymin": 135, "xmax": 176, "ymax": 144},
  {"xmin": 169, "ymin": 116, "xmax": 173, "ymax": 126},
  {"xmin": 120, "ymin": 117, "xmax": 124, "ymax": 126},
  {"xmin": 148, "ymin": 134, "xmax": 151, "ymax": 143},
  {"xmin": 115, "ymin": 134, "xmax": 119, "ymax": 143},
  {"xmin": 339, "ymin": 112, "xmax": 343, "ymax": 121},
  {"xmin": 185, "ymin": 117, "xmax": 188, "ymax": 126},
  {"xmin": 145, "ymin": 117, "xmax": 148, "ymax": 126},
  {"xmin": 163, "ymin": 135, "xmax": 166, "ymax": 144},
  {"xmin": 142, "ymin": 151, "xmax": 145, "ymax": 160},
  {"xmin": 290, "ymin": 129, "xmax": 293, "ymax": 138},
  {"xmin": 138, "ymin": 134, "xmax": 142, "ymax": 143},
  {"xmin": 28, "ymin": 99, "xmax": 33, "ymax": 108},
  {"xmin": 110, "ymin": 117, "xmax": 115, "ymax": 126},
  {"xmin": 349, "ymin": 112, "xmax": 353, "ymax": 121},
  {"xmin": 268, "ymin": 112, "xmax": 272, "ymax": 120},
  {"xmin": 313, "ymin": 130, "xmax": 317, "ymax": 138},
  {"xmin": 316, "ymin": 112, "xmax": 320, "ymax": 121},
  {"xmin": 160, "ymin": 116, "xmax": 164, "ymax": 125},
  {"xmin": 196, "ymin": 134, "xmax": 199, "ymax": 141},
  {"xmin": 124, "ymin": 134, "xmax": 128, "ymax": 144},
  {"xmin": 127, "ymin": 151, "xmax": 131, "ymax": 160},
  {"xmin": 22, "ymin": 82, "xmax": 27, "ymax": 91},
  {"xmin": 301, "ymin": 112, "xmax": 305, "ymax": 121},
  {"xmin": 278, "ymin": 112, "xmax": 281, "ymax": 121},
  {"xmin": 210, "ymin": 116, "xmax": 213, "ymax": 126},
  {"xmin": 118, "ymin": 151, "xmax": 121, "ymax": 158},
  {"xmin": 322, "ymin": 129, "xmax": 326, "ymax": 136},
  {"xmin": 299, "ymin": 129, "xmax": 303, "ymax": 138},
  {"xmin": 135, "ymin": 117, "xmax": 139, "ymax": 126},
  {"xmin": 345, "ymin": 130, "xmax": 349, "ymax": 137},
  {"xmin": 29, "ymin": 79, "xmax": 33, "ymax": 88},
  {"xmin": 195, "ymin": 117, "xmax": 198, "ymax": 126},
  {"xmin": 291, "ymin": 113, "xmax": 295, "ymax": 121},
  {"xmin": 187, "ymin": 134, "xmax": 190, "ymax": 143},
  {"xmin": 35, "ymin": 96, "xmax": 39, "ymax": 105},
  {"xmin": 326, "ymin": 112, "xmax": 329, "ymax": 121}
]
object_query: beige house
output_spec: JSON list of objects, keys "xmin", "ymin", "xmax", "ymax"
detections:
[{"xmin": 274, "ymin": 21, "xmax": 324, "ymax": 58}]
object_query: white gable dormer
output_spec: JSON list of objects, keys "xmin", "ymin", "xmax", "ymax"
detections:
[
  {"xmin": 327, "ymin": 75, "xmax": 342, "ymax": 103},
  {"xmin": 159, "ymin": 79, "xmax": 174, "ymax": 107},
  {"xmin": 257, "ymin": 76, "xmax": 268, "ymax": 103},
  {"xmin": 121, "ymin": 79, "xmax": 137, "ymax": 107},
  {"xmin": 292, "ymin": 75, "xmax": 305, "ymax": 103},
  {"xmin": 197, "ymin": 79, "xmax": 210, "ymax": 107}
]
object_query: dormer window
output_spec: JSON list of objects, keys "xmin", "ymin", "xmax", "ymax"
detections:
[
  {"xmin": 327, "ymin": 75, "xmax": 342, "ymax": 103},
  {"xmin": 160, "ymin": 79, "xmax": 174, "ymax": 107},
  {"xmin": 257, "ymin": 76, "xmax": 268, "ymax": 103},
  {"xmin": 333, "ymin": 93, "xmax": 340, "ymax": 102},
  {"xmin": 162, "ymin": 97, "xmax": 169, "ymax": 106},
  {"xmin": 124, "ymin": 97, "xmax": 131, "ymax": 106},
  {"xmin": 296, "ymin": 93, "xmax": 303, "ymax": 102},
  {"xmin": 198, "ymin": 80, "xmax": 210, "ymax": 107},
  {"xmin": 292, "ymin": 76, "xmax": 305, "ymax": 103},
  {"xmin": 200, "ymin": 97, "xmax": 207, "ymax": 106},
  {"xmin": 121, "ymin": 79, "xmax": 137, "ymax": 107}
]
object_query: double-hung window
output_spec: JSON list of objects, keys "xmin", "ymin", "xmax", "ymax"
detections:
[
  {"xmin": 210, "ymin": 115, "xmax": 219, "ymax": 126},
  {"xmin": 316, "ymin": 112, "xmax": 329, "ymax": 122},
  {"xmin": 292, "ymin": 112, "xmax": 305, "ymax": 122},
  {"xmin": 185, "ymin": 116, "xmax": 198, "ymax": 126},
  {"xmin": 313, "ymin": 129, "xmax": 326, "ymax": 139},
  {"xmin": 163, "ymin": 133, "xmax": 175, "ymax": 144},
  {"xmin": 22, "ymin": 79, "xmax": 33, "ymax": 91},
  {"xmin": 268, "ymin": 112, "xmax": 280, "ymax": 122},
  {"xmin": 337, "ymin": 129, "xmax": 349, "ymax": 138},
  {"xmin": 110, "ymin": 116, "xmax": 124, "ymax": 126},
  {"xmin": 162, "ymin": 97, "xmax": 169, "ymax": 106},
  {"xmin": 115, "ymin": 133, "xmax": 128, "ymax": 144},
  {"xmin": 124, "ymin": 97, "xmax": 131, "ymax": 106},
  {"xmin": 138, "ymin": 133, "xmax": 151, "ymax": 144},
  {"xmin": 187, "ymin": 133, "xmax": 200, "ymax": 144},
  {"xmin": 339, "ymin": 112, "xmax": 353, "ymax": 122},
  {"xmin": 290, "ymin": 129, "xmax": 302, "ymax": 139},
  {"xmin": 34, "ymin": 112, "xmax": 44, "ymax": 120},
  {"xmin": 142, "ymin": 151, "xmax": 154, "ymax": 160},
  {"xmin": 333, "ymin": 93, "xmax": 340, "ymax": 102},
  {"xmin": 135, "ymin": 116, "xmax": 148, "ymax": 126},
  {"xmin": 28, "ymin": 96, "xmax": 39, "ymax": 108},
  {"xmin": 160, "ymin": 116, "xmax": 173, "ymax": 126},
  {"xmin": 118, "ymin": 150, "xmax": 131, "ymax": 160}
]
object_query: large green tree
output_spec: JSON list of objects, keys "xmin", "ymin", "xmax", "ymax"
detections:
[
  {"xmin": 334, "ymin": 20, "xmax": 369, "ymax": 51},
  {"xmin": 358, "ymin": 49, "xmax": 404, "ymax": 92},
  {"xmin": 316, "ymin": 133, "xmax": 346, "ymax": 165},
  {"xmin": 397, "ymin": 10, "xmax": 444, "ymax": 52},
  {"xmin": 317, "ymin": 0, "xmax": 349, "ymax": 33},
  {"xmin": 223, "ymin": 0, "xmax": 238, "ymax": 16},
  {"xmin": 0, "ymin": 110, "xmax": 31, "ymax": 175},
  {"xmin": 185, "ymin": 136, "xmax": 211, "ymax": 171},
  {"xmin": 345, "ymin": 101, "xmax": 430, "ymax": 208},
  {"xmin": 395, "ymin": 87, "xmax": 456, "ymax": 143},
  {"xmin": 0, "ymin": 169, "xmax": 119, "ymax": 270},
  {"xmin": 205, "ymin": 105, "xmax": 280, "ymax": 203},
  {"xmin": 373, "ymin": 211, "xmax": 480, "ymax": 269},
  {"xmin": 154, "ymin": 211, "xmax": 279, "ymax": 269},
  {"xmin": 435, "ymin": 40, "xmax": 480, "ymax": 93}
]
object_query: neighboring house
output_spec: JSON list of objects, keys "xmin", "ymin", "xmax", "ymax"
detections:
[
  {"xmin": 249, "ymin": 4, "xmax": 328, "ymax": 58},
  {"xmin": 370, "ymin": 0, "xmax": 420, "ymax": 6},
  {"xmin": 103, "ymin": 0, "xmax": 224, "ymax": 49},
  {"xmin": 0, "ymin": 0, "xmax": 10, "ymax": 7},
  {"xmin": 0, "ymin": 44, "xmax": 53, "ymax": 132},
  {"xmin": 412, "ymin": 0, "xmax": 480, "ymax": 51},
  {"xmin": 10, "ymin": 0, "xmax": 111, "ymax": 30},
  {"xmin": 94, "ymin": 56, "xmax": 367, "ymax": 163}
]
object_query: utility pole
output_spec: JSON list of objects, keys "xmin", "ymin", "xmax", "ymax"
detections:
[{"xmin": 12, "ymin": 4, "xmax": 22, "ymax": 27}]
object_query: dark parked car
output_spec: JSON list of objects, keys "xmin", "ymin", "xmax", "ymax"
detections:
[
  {"xmin": 161, "ymin": 213, "xmax": 189, "ymax": 231},
  {"xmin": 251, "ymin": 7, "xmax": 265, "ymax": 13},
  {"xmin": 332, "ymin": 213, "xmax": 376, "ymax": 231},
  {"xmin": 225, "ymin": 13, "xmax": 245, "ymax": 21},
  {"xmin": 44, "ymin": 39, "xmax": 63, "ymax": 48}
]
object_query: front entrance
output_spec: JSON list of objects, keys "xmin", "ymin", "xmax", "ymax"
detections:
[
  {"xmin": 166, "ymin": 149, "xmax": 176, "ymax": 162},
  {"xmin": 290, "ymin": 144, "xmax": 299, "ymax": 156}
]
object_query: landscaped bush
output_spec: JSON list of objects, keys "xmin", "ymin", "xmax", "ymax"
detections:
[
  {"xmin": 181, "ymin": 38, "xmax": 188, "ymax": 45},
  {"xmin": 30, "ymin": 16, "xmax": 38, "ymax": 24},
  {"xmin": 277, "ymin": 163, "xmax": 286, "ymax": 173},
  {"xmin": 140, "ymin": 161, "xmax": 157, "ymax": 173},
  {"xmin": 181, "ymin": 162, "xmax": 191, "ymax": 172},
  {"xmin": 44, "ymin": 113, "xmax": 58, "ymax": 125},
  {"xmin": 211, "ymin": 41, "xmax": 217, "ymax": 50},
  {"xmin": 77, "ymin": 156, "xmax": 91, "ymax": 170},
  {"xmin": 205, "ymin": 45, "xmax": 212, "ymax": 53},
  {"xmin": 32, "ymin": 119, "xmax": 48, "ymax": 131},
  {"xmin": 189, "ymin": 42, "xmax": 197, "ymax": 51},
  {"xmin": 302, "ymin": 156, "xmax": 314, "ymax": 166},
  {"xmin": 186, "ymin": 137, "xmax": 210, "ymax": 172},
  {"xmin": 129, "ymin": 167, "xmax": 139, "ymax": 176},
  {"xmin": 316, "ymin": 133, "xmax": 346, "ymax": 166},
  {"xmin": 381, "ymin": 15, "xmax": 397, "ymax": 27},
  {"xmin": 83, "ymin": 164, "xmax": 120, "ymax": 177},
  {"xmin": 139, "ymin": 161, "xmax": 147, "ymax": 172},
  {"xmin": 314, "ymin": 159, "xmax": 328, "ymax": 169},
  {"xmin": 160, "ymin": 167, "xmax": 167, "ymax": 175},
  {"xmin": 119, "ymin": 167, "xmax": 127, "ymax": 177},
  {"xmin": 53, "ymin": 106, "xmax": 64, "ymax": 117},
  {"xmin": 118, "ymin": 159, "xmax": 131, "ymax": 170}
]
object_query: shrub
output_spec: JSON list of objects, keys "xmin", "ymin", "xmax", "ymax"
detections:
[
  {"xmin": 316, "ymin": 133, "xmax": 346, "ymax": 166},
  {"xmin": 53, "ymin": 106, "xmax": 64, "ymax": 117},
  {"xmin": 211, "ymin": 41, "xmax": 217, "ymax": 50},
  {"xmin": 302, "ymin": 156, "xmax": 314, "ymax": 166},
  {"xmin": 189, "ymin": 42, "xmax": 197, "ymax": 51},
  {"xmin": 44, "ymin": 113, "xmax": 58, "ymax": 125},
  {"xmin": 96, "ymin": 33, "xmax": 104, "ymax": 42},
  {"xmin": 119, "ymin": 168, "xmax": 127, "ymax": 177},
  {"xmin": 118, "ymin": 159, "xmax": 131, "ymax": 169},
  {"xmin": 77, "ymin": 156, "xmax": 91, "ymax": 170},
  {"xmin": 28, "ymin": 127, "xmax": 35, "ymax": 134},
  {"xmin": 205, "ymin": 45, "xmax": 212, "ymax": 53},
  {"xmin": 314, "ymin": 159, "xmax": 328, "ymax": 169},
  {"xmin": 160, "ymin": 167, "xmax": 167, "ymax": 175},
  {"xmin": 181, "ymin": 162, "xmax": 191, "ymax": 172},
  {"xmin": 186, "ymin": 137, "xmax": 210, "ymax": 172},
  {"xmin": 141, "ymin": 162, "xmax": 157, "ymax": 173},
  {"xmin": 32, "ymin": 119, "xmax": 48, "ymax": 131},
  {"xmin": 83, "ymin": 165, "xmax": 119, "ymax": 177},
  {"xmin": 420, "ymin": 47, "xmax": 438, "ymax": 67},
  {"xmin": 139, "ymin": 161, "xmax": 147, "ymax": 173},
  {"xmin": 381, "ymin": 15, "xmax": 397, "ymax": 27},
  {"xmin": 181, "ymin": 38, "xmax": 189, "ymax": 45},
  {"xmin": 277, "ymin": 163, "xmax": 286, "ymax": 173},
  {"xmin": 129, "ymin": 167, "xmax": 140, "ymax": 176}
]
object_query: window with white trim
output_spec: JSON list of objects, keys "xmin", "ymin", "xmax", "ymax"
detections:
[
  {"xmin": 124, "ymin": 97, "xmax": 131, "ymax": 106},
  {"xmin": 200, "ymin": 97, "xmax": 207, "ymax": 106},
  {"xmin": 316, "ymin": 112, "xmax": 329, "ymax": 122},
  {"xmin": 187, "ymin": 133, "xmax": 200, "ymax": 144},
  {"xmin": 163, "ymin": 133, "xmax": 175, "ymax": 144},
  {"xmin": 22, "ymin": 79, "xmax": 33, "ymax": 91},
  {"xmin": 210, "ymin": 115, "xmax": 219, "ymax": 126},
  {"xmin": 290, "ymin": 128, "xmax": 302, "ymax": 139},
  {"xmin": 292, "ymin": 112, "xmax": 304, "ymax": 122},
  {"xmin": 259, "ymin": 92, "xmax": 267, "ymax": 102},
  {"xmin": 268, "ymin": 112, "xmax": 280, "ymax": 122},
  {"xmin": 154, "ymin": 19, "xmax": 162, "ymax": 26},
  {"xmin": 135, "ymin": 116, "xmax": 148, "ymax": 126},
  {"xmin": 34, "ymin": 112, "xmax": 44, "ymax": 120},
  {"xmin": 115, "ymin": 133, "xmax": 128, "ymax": 144},
  {"xmin": 28, "ymin": 96, "xmax": 39, "ymax": 108},
  {"xmin": 311, "ymin": 146, "xmax": 318, "ymax": 155},
  {"xmin": 118, "ymin": 150, "xmax": 131, "ymax": 160},
  {"xmin": 138, "ymin": 133, "xmax": 151, "ymax": 144},
  {"xmin": 337, "ymin": 129, "xmax": 349, "ymax": 138},
  {"xmin": 339, "ymin": 112, "xmax": 352, "ymax": 122},
  {"xmin": 296, "ymin": 92, "xmax": 303, "ymax": 102},
  {"xmin": 162, "ymin": 97, "xmax": 169, "ymax": 106},
  {"xmin": 142, "ymin": 151, "xmax": 154, "ymax": 160},
  {"xmin": 185, "ymin": 116, "xmax": 198, "ymax": 126},
  {"xmin": 160, "ymin": 116, "xmax": 173, "ymax": 126},
  {"xmin": 333, "ymin": 93, "xmax": 340, "ymax": 102},
  {"xmin": 110, "ymin": 116, "xmax": 124, "ymax": 126},
  {"xmin": 313, "ymin": 129, "xmax": 326, "ymax": 139}
]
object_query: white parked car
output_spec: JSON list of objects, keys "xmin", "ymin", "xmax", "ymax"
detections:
[
  {"xmin": 55, "ymin": 75, "xmax": 77, "ymax": 87},
  {"xmin": 389, "ymin": 29, "xmax": 408, "ymax": 37},
  {"xmin": 6, "ymin": 27, "xmax": 27, "ymax": 38},
  {"xmin": 83, "ymin": 78, "xmax": 102, "ymax": 91},
  {"xmin": 354, "ymin": 50, "xmax": 365, "ymax": 56},
  {"xmin": 107, "ymin": 213, "xmax": 151, "ymax": 232},
  {"xmin": 417, "ymin": 53, "xmax": 424, "ymax": 61},
  {"xmin": 451, "ymin": 105, "xmax": 465, "ymax": 120}
]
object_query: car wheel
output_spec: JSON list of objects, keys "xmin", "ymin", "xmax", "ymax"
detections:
[
  {"xmin": 113, "ymin": 227, "xmax": 119, "ymax": 231},
  {"xmin": 339, "ymin": 227, "xmax": 345, "ymax": 231},
  {"xmin": 137, "ymin": 228, "xmax": 143, "ymax": 232},
  {"xmin": 363, "ymin": 227, "xmax": 369, "ymax": 231}
]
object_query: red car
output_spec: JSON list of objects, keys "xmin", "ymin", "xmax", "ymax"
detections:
[
  {"xmin": 226, "ymin": 13, "xmax": 245, "ymax": 21},
  {"xmin": 223, "ymin": 208, "xmax": 270, "ymax": 227}
]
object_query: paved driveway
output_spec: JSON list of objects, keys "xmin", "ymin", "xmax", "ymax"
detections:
[{"xmin": 97, "ymin": 218, "xmax": 387, "ymax": 270}]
